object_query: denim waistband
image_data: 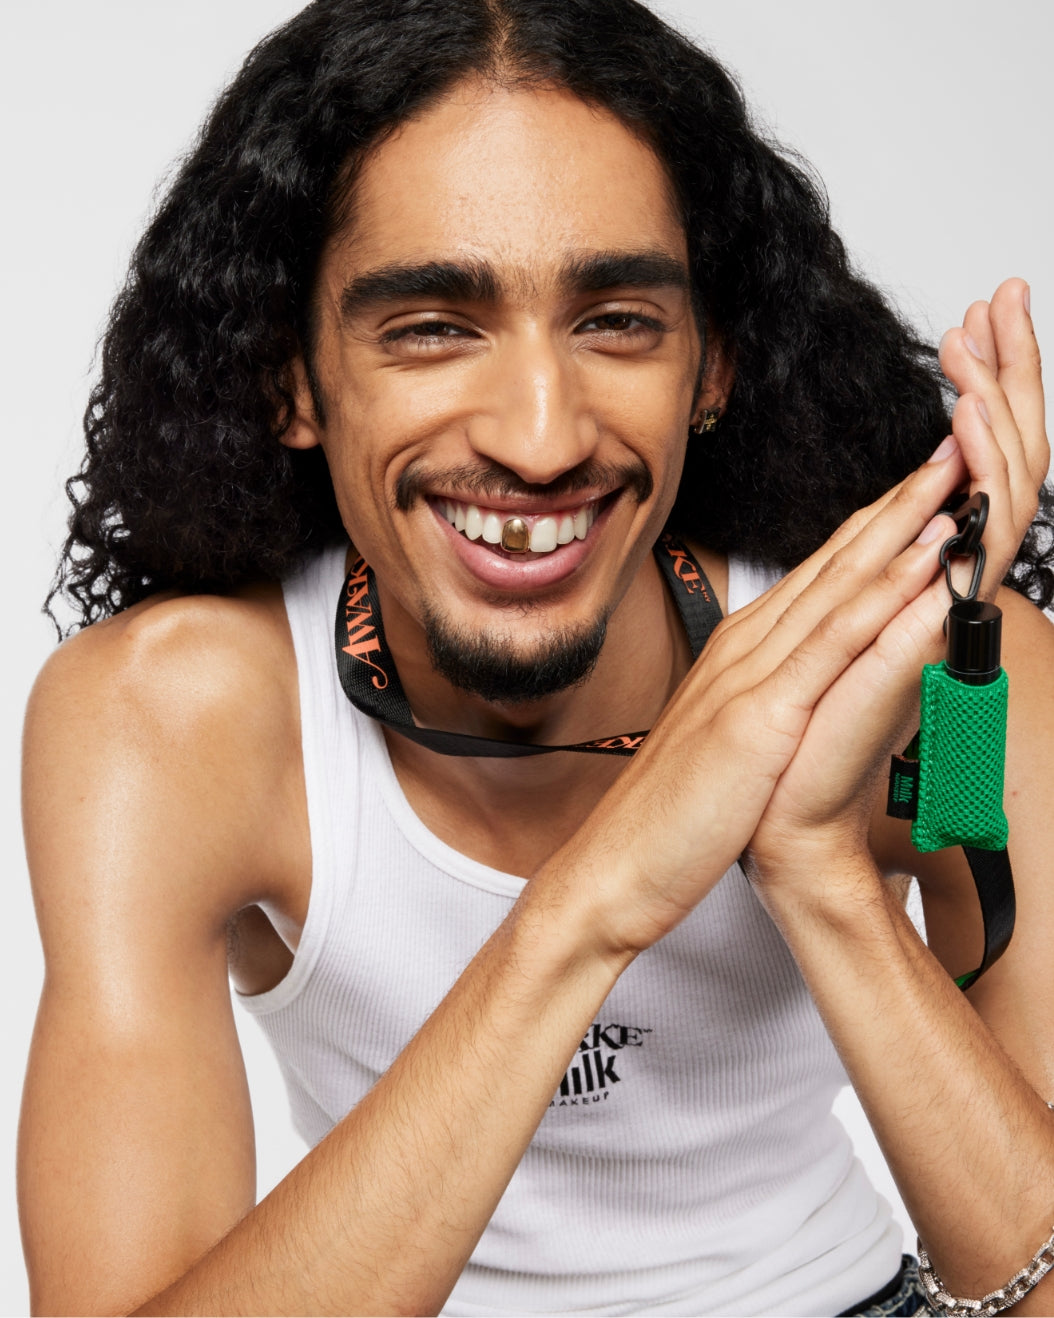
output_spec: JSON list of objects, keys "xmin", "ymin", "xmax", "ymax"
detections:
[{"xmin": 838, "ymin": 1254, "xmax": 934, "ymax": 1316}]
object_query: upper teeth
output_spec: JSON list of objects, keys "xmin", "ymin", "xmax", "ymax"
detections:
[{"xmin": 439, "ymin": 500, "xmax": 598, "ymax": 553}]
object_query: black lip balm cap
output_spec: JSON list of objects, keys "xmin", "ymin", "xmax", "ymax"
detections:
[{"xmin": 946, "ymin": 600, "xmax": 1002, "ymax": 684}]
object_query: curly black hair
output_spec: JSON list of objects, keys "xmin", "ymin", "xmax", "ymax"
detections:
[{"xmin": 51, "ymin": 0, "xmax": 1054, "ymax": 631}]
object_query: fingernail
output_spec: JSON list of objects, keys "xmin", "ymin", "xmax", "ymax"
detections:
[
  {"xmin": 916, "ymin": 516, "xmax": 946, "ymax": 546},
  {"xmin": 927, "ymin": 435, "xmax": 959, "ymax": 463},
  {"xmin": 1024, "ymin": 283, "xmax": 1032, "ymax": 316},
  {"xmin": 976, "ymin": 397, "xmax": 991, "ymax": 426},
  {"xmin": 964, "ymin": 333, "xmax": 984, "ymax": 360}
]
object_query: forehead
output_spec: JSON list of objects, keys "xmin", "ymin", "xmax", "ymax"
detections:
[{"xmin": 328, "ymin": 78, "xmax": 687, "ymax": 285}]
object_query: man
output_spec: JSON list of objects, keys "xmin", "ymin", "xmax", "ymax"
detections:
[{"xmin": 18, "ymin": 1, "xmax": 1054, "ymax": 1314}]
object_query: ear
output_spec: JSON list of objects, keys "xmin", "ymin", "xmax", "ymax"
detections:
[
  {"xmin": 280, "ymin": 356, "xmax": 324, "ymax": 450},
  {"xmin": 691, "ymin": 331, "xmax": 736, "ymax": 424}
]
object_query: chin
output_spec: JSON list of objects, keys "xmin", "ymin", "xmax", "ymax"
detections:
[{"xmin": 423, "ymin": 606, "xmax": 609, "ymax": 704}]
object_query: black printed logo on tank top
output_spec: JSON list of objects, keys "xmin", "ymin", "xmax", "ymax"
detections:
[{"xmin": 550, "ymin": 1022, "xmax": 652, "ymax": 1109}]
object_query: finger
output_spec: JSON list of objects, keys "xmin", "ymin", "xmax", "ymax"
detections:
[
  {"xmin": 700, "ymin": 502, "xmax": 957, "ymax": 719},
  {"xmin": 939, "ymin": 328, "xmax": 1034, "ymax": 528},
  {"xmin": 988, "ymin": 277, "xmax": 1049, "ymax": 490},
  {"xmin": 767, "ymin": 571, "xmax": 952, "ymax": 825},
  {"xmin": 749, "ymin": 518, "xmax": 953, "ymax": 735},
  {"xmin": 725, "ymin": 435, "xmax": 966, "ymax": 632},
  {"xmin": 648, "ymin": 525, "xmax": 952, "ymax": 861},
  {"xmin": 712, "ymin": 437, "xmax": 966, "ymax": 665},
  {"xmin": 948, "ymin": 391, "xmax": 1030, "ymax": 599},
  {"xmin": 962, "ymin": 300, "xmax": 997, "ymax": 373}
]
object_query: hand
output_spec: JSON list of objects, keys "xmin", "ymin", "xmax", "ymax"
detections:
[
  {"xmin": 560, "ymin": 437, "xmax": 972, "ymax": 954},
  {"xmin": 939, "ymin": 278, "xmax": 1049, "ymax": 598},
  {"xmin": 561, "ymin": 281, "xmax": 1046, "ymax": 955},
  {"xmin": 745, "ymin": 278, "xmax": 1048, "ymax": 893}
]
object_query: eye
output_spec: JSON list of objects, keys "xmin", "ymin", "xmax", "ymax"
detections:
[
  {"xmin": 380, "ymin": 318, "xmax": 474, "ymax": 346},
  {"xmin": 375, "ymin": 316, "xmax": 483, "ymax": 359},
  {"xmin": 575, "ymin": 309, "xmax": 667, "ymax": 345}
]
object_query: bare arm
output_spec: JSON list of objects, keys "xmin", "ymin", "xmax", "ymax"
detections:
[
  {"xmin": 743, "ymin": 279, "xmax": 1054, "ymax": 1312},
  {"xmin": 19, "ymin": 599, "xmax": 270, "ymax": 1314},
  {"xmin": 756, "ymin": 592, "xmax": 1054, "ymax": 1314},
  {"xmin": 18, "ymin": 592, "xmax": 631, "ymax": 1316}
]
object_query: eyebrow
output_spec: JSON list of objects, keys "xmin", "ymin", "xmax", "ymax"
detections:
[
  {"xmin": 338, "ymin": 249, "xmax": 690, "ymax": 320},
  {"xmin": 340, "ymin": 259, "xmax": 500, "ymax": 319},
  {"xmin": 558, "ymin": 250, "xmax": 690, "ymax": 296}
]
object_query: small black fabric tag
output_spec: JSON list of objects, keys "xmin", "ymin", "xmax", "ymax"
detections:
[{"xmin": 886, "ymin": 754, "xmax": 920, "ymax": 820}]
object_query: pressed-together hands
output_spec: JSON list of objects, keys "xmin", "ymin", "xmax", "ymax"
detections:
[
  {"xmin": 558, "ymin": 278, "xmax": 1048, "ymax": 956},
  {"xmin": 747, "ymin": 278, "xmax": 1048, "ymax": 889}
]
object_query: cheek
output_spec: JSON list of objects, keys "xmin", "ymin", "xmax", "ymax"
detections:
[
  {"xmin": 318, "ymin": 378, "xmax": 408, "ymax": 493},
  {"xmin": 581, "ymin": 332, "xmax": 700, "ymax": 432},
  {"xmin": 597, "ymin": 372, "xmax": 692, "ymax": 479},
  {"xmin": 325, "ymin": 366, "xmax": 473, "ymax": 487}
]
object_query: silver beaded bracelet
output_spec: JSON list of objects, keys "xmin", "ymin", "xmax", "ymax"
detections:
[{"xmin": 916, "ymin": 1101, "xmax": 1054, "ymax": 1316}]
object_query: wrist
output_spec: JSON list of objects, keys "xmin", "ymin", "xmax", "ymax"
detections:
[
  {"xmin": 747, "ymin": 819, "xmax": 882, "ymax": 901},
  {"xmin": 511, "ymin": 855, "xmax": 640, "ymax": 993},
  {"xmin": 749, "ymin": 842, "xmax": 895, "ymax": 940}
]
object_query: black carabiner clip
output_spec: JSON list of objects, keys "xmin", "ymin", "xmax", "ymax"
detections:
[
  {"xmin": 938, "ymin": 491, "xmax": 989, "ymax": 604},
  {"xmin": 941, "ymin": 490, "xmax": 989, "ymax": 556}
]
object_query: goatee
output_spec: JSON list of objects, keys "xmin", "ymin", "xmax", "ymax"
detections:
[{"xmin": 423, "ymin": 610, "xmax": 608, "ymax": 704}]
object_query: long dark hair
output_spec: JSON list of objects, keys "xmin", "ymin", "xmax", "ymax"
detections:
[{"xmin": 50, "ymin": 0, "xmax": 1054, "ymax": 631}]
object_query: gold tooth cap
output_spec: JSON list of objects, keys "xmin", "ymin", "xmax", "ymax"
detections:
[{"xmin": 500, "ymin": 516, "xmax": 531, "ymax": 553}]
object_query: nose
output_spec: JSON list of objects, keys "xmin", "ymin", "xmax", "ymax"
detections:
[{"xmin": 467, "ymin": 328, "xmax": 599, "ymax": 485}]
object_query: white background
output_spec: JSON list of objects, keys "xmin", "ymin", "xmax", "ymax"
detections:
[{"xmin": 2, "ymin": 2, "xmax": 1051, "ymax": 1313}]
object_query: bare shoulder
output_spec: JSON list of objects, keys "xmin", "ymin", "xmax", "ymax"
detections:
[
  {"xmin": 949, "ymin": 589, "xmax": 1054, "ymax": 1088},
  {"xmin": 24, "ymin": 583, "xmax": 306, "ymax": 938},
  {"xmin": 998, "ymin": 582, "xmax": 1054, "ymax": 677},
  {"xmin": 30, "ymin": 582, "xmax": 295, "ymax": 720},
  {"xmin": 992, "ymin": 584, "xmax": 1054, "ymax": 821},
  {"xmin": 995, "ymin": 583, "xmax": 1054, "ymax": 872}
]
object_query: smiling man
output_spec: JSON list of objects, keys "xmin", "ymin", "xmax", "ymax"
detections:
[
  {"xmin": 18, "ymin": 2, "xmax": 1054, "ymax": 1316},
  {"xmin": 287, "ymin": 82, "xmax": 710, "ymax": 736}
]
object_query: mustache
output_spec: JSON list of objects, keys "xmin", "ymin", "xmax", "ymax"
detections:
[{"xmin": 394, "ymin": 458, "xmax": 653, "ymax": 511}]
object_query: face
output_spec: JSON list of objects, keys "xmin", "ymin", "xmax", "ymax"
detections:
[{"xmin": 286, "ymin": 79, "xmax": 717, "ymax": 702}]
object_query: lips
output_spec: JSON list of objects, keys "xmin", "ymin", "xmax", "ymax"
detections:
[
  {"xmin": 435, "ymin": 498, "xmax": 600, "ymax": 554},
  {"xmin": 423, "ymin": 490, "xmax": 616, "ymax": 591}
]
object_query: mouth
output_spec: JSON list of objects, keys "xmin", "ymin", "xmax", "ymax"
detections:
[{"xmin": 431, "ymin": 496, "xmax": 604, "ymax": 558}]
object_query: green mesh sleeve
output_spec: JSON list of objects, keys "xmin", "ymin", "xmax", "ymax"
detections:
[{"xmin": 912, "ymin": 662, "xmax": 1009, "ymax": 853}]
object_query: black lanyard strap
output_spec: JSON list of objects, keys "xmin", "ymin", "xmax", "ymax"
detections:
[{"xmin": 333, "ymin": 533, "xmax": 722, "ymax": 757}]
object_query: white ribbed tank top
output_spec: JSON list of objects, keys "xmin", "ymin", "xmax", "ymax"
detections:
[{"xmin": 238, "ymin": 543, "xmax": 902, "ymax": 1316}]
